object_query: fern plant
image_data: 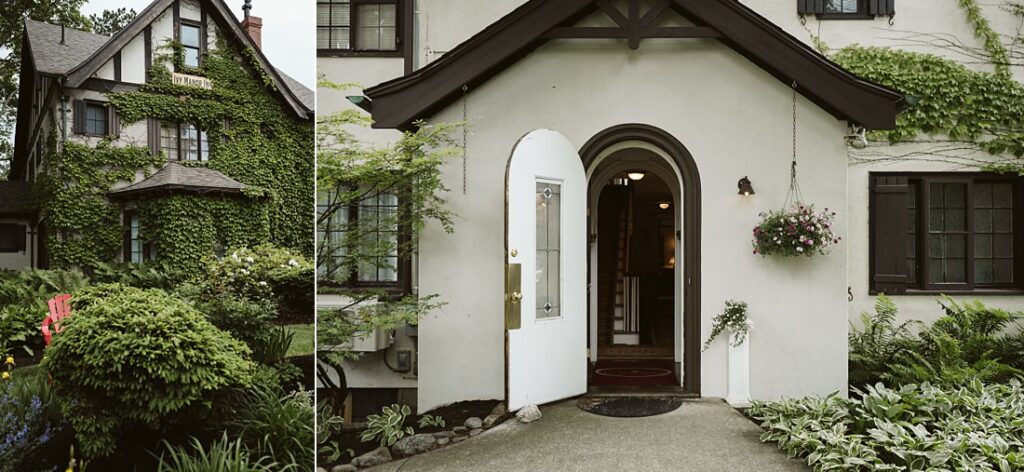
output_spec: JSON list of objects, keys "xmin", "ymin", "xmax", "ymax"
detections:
[
  {"xmin": 848, "ymin": 295, "xmax": 922, "ymax": 387},
  {"xmin": 360, "ymin": 404, "xmax": 414, "ymax": 447}
]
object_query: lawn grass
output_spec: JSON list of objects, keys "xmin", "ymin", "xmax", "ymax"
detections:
[{"xmin": 286, "ymin": 323, "xmax": 314, "ymax": 357}]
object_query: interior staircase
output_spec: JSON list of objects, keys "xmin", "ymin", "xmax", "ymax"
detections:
[{"xmin": 613, "ymin": 190, "xmax": 640, "ymax": 345}]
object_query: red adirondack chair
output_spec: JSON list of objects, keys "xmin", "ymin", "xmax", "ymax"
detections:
[{"xmin": 41, "ymin": 294, "xmax": 72, "ymax": 346}]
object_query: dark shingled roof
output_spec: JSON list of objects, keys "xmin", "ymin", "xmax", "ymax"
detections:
[
  {"xmin": 0, "ymin": 182, "xmax": 36, "ymax": 217},
  {"xmin": 24, "ymin": 20, "xmax": 111, "ymax": 76},
  {"xmin": 22, "ymin": 18, "xmax": 314, "ymax": 112},
  {"xmin": 108, "ymin": 163, "xmax": 248, "ymax": 198}
]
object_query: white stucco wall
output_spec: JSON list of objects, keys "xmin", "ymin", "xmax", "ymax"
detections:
[
  {"xmin": 319, "ymin": 0, "xmax": 1024, "ymax": 410},
  {"xmin": 413, "ymin": 37, "xmax": 851, "ymax": 411}
]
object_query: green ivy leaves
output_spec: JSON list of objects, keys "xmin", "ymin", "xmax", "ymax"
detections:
[{"xmin": 43, "ymin": 34, "xmax": 312, "ymax": 276}]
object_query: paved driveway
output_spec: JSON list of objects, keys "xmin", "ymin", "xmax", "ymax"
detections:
[{"xmin": 369, "ymin": 398, "xmax": 808, "ymax": 472}]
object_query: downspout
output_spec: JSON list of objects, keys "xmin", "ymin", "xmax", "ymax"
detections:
[{"xmin": 59, "ymin": 86, "xmax": 68, "ymax": 153}]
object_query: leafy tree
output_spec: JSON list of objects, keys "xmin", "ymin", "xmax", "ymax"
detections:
[
  {"xmin": 315, "ymin": 80, "xmax": 461, "ymax": 408},
  {"xmin": 0, "ymin": 0, "xmax": 90, "ymax": 177},
  {"xmin": 88, "ymin": 7, "xmax": 136, "ymax": 36}
]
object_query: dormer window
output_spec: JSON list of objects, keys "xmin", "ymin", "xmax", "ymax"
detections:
[{"xmin": 180, "ymin": 21, "xmax": 202, "ymax": 67}]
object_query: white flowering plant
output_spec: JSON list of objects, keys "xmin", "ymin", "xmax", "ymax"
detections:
[
  {"xmin": 204, "ymin": 245, "xmax": 314, "ymax": 316},
  {"xmin": 752, "ymin": 204, "xmax": 840, "ymax": 258}
]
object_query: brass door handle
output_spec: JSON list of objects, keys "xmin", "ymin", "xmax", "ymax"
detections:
[{"xmin": 509, "ymin": 292, "xmax": 523, "ymax": 302}]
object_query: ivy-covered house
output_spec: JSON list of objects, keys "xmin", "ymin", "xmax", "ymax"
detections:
[
  {"xmin": 3, "ymin": 0, "xmax": 313, "ymax": 275},
  {"xmin": 318, "ymin": 0, "xmax": 1024, "ymax": 418}
]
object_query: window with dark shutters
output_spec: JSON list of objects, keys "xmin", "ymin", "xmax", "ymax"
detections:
[
  {"xmin": 871, "ymin": 175, "xmax": 909, "ymax": 294},
  {"xmin": 73, "ymin": 100, "xmax": 85, "ymax": 135},
  {"xmin": 74, "ymin": 100, "xmax": 118, "ymax": 137},
  {"xmin": 800, "ymin": 0, "xmax": 894, "ymax": 19},
  {"xmin": 871, "ymin": 173, "xmax": 1024, "ymax": 294}
]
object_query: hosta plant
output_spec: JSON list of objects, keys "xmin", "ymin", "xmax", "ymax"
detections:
[
  {"xmin": 360, "ymin": 404, "xmax": 414, "ymax": 448},
  {"xmin": 752, "ymin": 204, "xmax": 839, "ymax": 257},
  {"xmin": 750, "ymin": 380, "xmax": 1024, "ymax": 471}
]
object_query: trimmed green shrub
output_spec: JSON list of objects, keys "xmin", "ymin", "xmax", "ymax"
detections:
[
  {"xmin": 197, "ymin": 296, "xmax": 277, "ymax": 348},
  {"xmin": 45, "ymin": 284, "xmax": 256, "ymax": 458},
  {"xmin": 750, "ymin": 380, "xmax": 1024, "ymax": 471}
]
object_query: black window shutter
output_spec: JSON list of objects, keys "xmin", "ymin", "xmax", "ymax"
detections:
[
  {"xmin": 73, "ymin": 100, "xmax": 85, "ymax": 134},
  {"xmin": 109, "ymin": 107, "xmax": 120, "ymax": 138},
  {"xmin": 148, "ymin": 118, "xmax": 160, "ymax": 155},
  {"xmin": 870, "ymin": 0, "xmax": 895, "ymax": 16},
  {"xmin": 871, "ymin": 175, "xmax": 909, "ymax": 294}
]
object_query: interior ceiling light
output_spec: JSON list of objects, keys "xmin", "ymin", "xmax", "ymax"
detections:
[
  {"xmin": 627, "ymin": 172, "xmax": 646, "ymax": 181},
  {"xmin": 658, "ymin": 202, "xmax": 671, "ymax": 210}
]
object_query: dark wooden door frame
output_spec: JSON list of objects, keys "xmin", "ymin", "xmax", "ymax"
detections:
[{"xmin": 579, "ymin": 124, "xmax": 702, "ymax": 396}]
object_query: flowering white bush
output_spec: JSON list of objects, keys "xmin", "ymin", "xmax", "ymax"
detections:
[
  {"xmin": 752, "ymin": 204, "xmax": 840, "ymax": 257},
  {"xmin": 205, "ymin": 245, "xmax": 313, "ymax": 303}
]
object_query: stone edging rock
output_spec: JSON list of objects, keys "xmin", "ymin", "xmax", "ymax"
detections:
[{"xmin": 327, "ymin": 402, "xmax": 543, "ymax": 470}]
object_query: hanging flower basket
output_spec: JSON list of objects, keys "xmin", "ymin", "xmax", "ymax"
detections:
[{"xmin": 752, "ymin": 204, "xmax": 840, "ymax": 257}]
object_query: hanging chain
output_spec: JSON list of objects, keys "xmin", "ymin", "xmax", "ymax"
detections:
[
  {"xmin": 785, "ymin": 82, "xmax": 804, "ymax": 209},
  {"xmin": 462, "ymin": 84, "xmax": 468, "ymax": 195}
]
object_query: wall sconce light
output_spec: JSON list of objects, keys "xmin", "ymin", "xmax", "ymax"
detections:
[
  {"xmin": 737, "ymin": 176, "xmax": 755, "ymax": 196},
  {"xmin": 627, "ymin": 172, "xmax": 646, "ymax": 181},
  {"xmin": 658, "ymin": 202, "xmax": 671, "ymax": 210}
]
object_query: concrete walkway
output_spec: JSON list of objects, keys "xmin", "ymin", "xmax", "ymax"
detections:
[{"xmin": 369, "ymin": 399, "xmax": 808, "ymax": 472}]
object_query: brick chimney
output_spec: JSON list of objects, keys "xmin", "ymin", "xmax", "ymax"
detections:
[{"xmin": 241, "ymin": 15, "xmax": 263, "ymax": 49}]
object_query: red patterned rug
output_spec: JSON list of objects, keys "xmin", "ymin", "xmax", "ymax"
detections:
[{"xmin": 589, "ymin": 359, "xmax": 678, "ymax": 387}]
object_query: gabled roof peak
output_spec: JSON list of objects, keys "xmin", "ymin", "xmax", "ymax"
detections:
[{"xmin": 365, "ymin": 0, "xmax": 903, "ymax": 130}]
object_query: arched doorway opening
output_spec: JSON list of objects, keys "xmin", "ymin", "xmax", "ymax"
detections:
[{"xmin": 580, "ymin": 125, "xmax": 701, "ymax": 395}]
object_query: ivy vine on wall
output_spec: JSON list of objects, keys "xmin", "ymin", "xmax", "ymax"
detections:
[
  {"xmin": 819, "ymin": 0, "xmax": 1024, "ymax": 172},
  {"xmin": 41, "ymin": 35, "xmax": 313, "ymax": 275}
]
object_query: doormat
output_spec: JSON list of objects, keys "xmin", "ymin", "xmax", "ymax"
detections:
[
  {"xmin": 577, "ymin": 397, "xmax": 683, "ymax": 418},
  {"xmin": 589, "ymin": 359, "xmax": 678, "ymax": 387}
]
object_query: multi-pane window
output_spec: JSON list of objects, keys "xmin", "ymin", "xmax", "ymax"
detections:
[
  {"xmin": 317, "ymin": 0, "xmax": 398, "ymax": 53},
  {"xmin": 825, "ymin": 0, "xmax": 861, "ymax": 14},
  {"xmin": 317, "ymin": 189, "xmax": 405, "ymax": 288},
  {"xmin": 317, "ymin": 190, "xmax": 350, "ymax": 283},
  {"xmin": 180, "ymin": 22, "xmax": 202, "ymax": 68},
  {"xmin": 317, "ymin": 0, "xmax": 351, "ymax": 50},
  {"xmin": 355, "ymin": 3, "xmax": 397, "ymax": 50},
  {"xmin": 84, "ymin": 102, "xmax": 109, "ymax": 136},
  {"xmin": 160, "ymin": 122, "xmax": 209, "ymax": 161},
  {"xmin": 122, "ymin": 211, "xmax": 153, "ymax": 263},
  {"xmin": 873, "ymin": 173, "xmax": 1021, "ymax": 293},
  {"xmin": 974, "ymin": 182, "xmax": 1015, "ymax": 284},
  {"xmin": 536, "ymin": 182, "xmax": 561, "ymax": 319},
  {"xmin": 357, "ymin": 192, "xmax": 399, "ymax": 283}
]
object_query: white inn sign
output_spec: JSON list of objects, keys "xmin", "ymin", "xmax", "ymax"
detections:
[{"xmin": 172, "ymin": 72, "xmax": 213, "ymax": 90}]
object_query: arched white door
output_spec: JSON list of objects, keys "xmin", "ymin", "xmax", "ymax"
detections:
[{"xmin": 505, "ymin": 129, "xmax": 588, "ymax": 411}]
